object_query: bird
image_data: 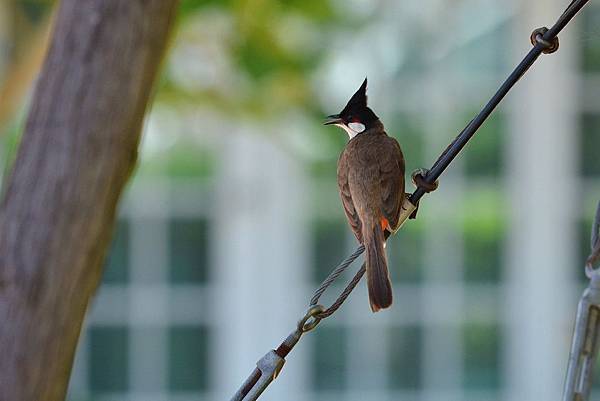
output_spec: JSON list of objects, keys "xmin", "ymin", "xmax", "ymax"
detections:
[{"xmin": 324, "ymin": 78, "xmax": 405, "ymax": 312}]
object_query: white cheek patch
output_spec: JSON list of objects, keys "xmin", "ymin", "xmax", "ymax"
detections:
[
  {"xmin": 348, "ymin": 122, "xmax": 366, "ymax": 133},
  {"xmin": 335, "ymin": 123, "xmax": 356, "ymax": 139},
  {"xmin": 335, "ymin": 122, "xmax": 366, "ymax": 139}
]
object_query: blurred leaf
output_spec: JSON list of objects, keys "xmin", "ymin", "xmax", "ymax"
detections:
[
  {"xmin": 282, "ymin": 0, "xmax": 337, "ymax": 22},
  {"xmin": 17, "ymin": 0, "xmax": 53, "ymax": 23},
  {"xmin": 166, "ymin": 146, "xmax": 215, "ymax": 178},
  {"xmin": 179, "ymin": 0, "xmax": 231, "ymax": 17}
]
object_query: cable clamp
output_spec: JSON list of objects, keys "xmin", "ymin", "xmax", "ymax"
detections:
[
  {"xmin": 531, "ymin": 27, "xmax": 559, "ymax": 54},
  {"xmin": 411, "ymin": 168, "xmax": 439, "ymax": 193}
]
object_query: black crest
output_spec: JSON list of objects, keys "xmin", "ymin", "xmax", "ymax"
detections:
[
  {"xmin": 339, "ymin": 78, "xmax": 378, "ymax": 125},
  {"xmin": 341, "ymin": 78, "xmax": 368, "ymax": 115}
]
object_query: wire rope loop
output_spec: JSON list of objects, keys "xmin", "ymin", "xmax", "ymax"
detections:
[
  {"xmin": 309, "ymin": 245, "xmax": 365, "ymax": 308},
  {"xmin": 298, "ymin": 305, "xmax": 325, "ymax": 333},
  {"xmin": 530, "ymin": 27, "xmax": 559, "ymax": 54}
]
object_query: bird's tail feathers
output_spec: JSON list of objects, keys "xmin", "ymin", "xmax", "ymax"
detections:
[{"xmin": 365, "ymin": 223, "xmax": 393, "ymax": 312}]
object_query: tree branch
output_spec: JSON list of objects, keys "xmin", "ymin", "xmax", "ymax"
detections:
[{"xmin": 0, "ymin": 1, "xmax": 178, "ymax": 400}]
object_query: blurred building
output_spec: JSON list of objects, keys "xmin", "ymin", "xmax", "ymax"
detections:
[{"xmin": 1, "ymin": 1, "xmax": 600, "ymax": 401}]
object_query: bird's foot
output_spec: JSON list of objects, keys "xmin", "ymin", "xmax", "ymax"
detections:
[{"xmin": 405, "ymin": 193, "xmax": 419, "ymax": 219}]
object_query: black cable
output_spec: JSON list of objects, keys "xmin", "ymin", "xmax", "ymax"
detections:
[
  {"xmin": 231, "ymin": 2, "xmax": 593, "ymax": 399},
  {"xmin": 410, "ymin": 0, "xmax": 590, "ymax": 206},
  {"xmin": 311, "ymin": 0, "xmax": 592, "ymax": 322}
]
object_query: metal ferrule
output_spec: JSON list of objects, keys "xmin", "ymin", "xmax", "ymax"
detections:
[
  {"xmin": 562, "ymin": 272, "xmax": 600, "ymax": 401},
  {"xmin": 393, "ymin": 198, "xmax": 417, "ymax": 234}
]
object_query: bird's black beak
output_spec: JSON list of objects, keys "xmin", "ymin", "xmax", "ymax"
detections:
[{"xmin": 324, "ymin": 114, "xmax": 343, "ymax": 125}]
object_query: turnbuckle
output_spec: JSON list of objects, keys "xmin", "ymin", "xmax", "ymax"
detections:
[
  {"xmin": 230, "ymin": 305, "xmax": 325, "ymax": 401},
  {"xmin": 562, "ymin": 272, "xmax": 600, "ymax": 401},
  {"xmin": 562, "ymin": 201, "xmax": 600, "ymax": 401}
]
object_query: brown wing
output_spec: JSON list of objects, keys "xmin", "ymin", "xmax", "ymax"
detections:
[
  {"xmin": 337, "ymin": 149, "xmax": 363, "ymax": 243},
  {"xmin": 378, "ymin": 136, "xmax": 405, "ymax": 230}
]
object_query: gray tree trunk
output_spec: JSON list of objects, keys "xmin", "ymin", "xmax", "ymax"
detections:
[{"xmin": 0, "ymin": 1, "xmax": 178, "ymax": 400}]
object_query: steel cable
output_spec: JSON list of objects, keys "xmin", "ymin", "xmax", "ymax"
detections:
[{"xmin": 231, "ymin": 1, "xmax": 592, "ymax": 399}]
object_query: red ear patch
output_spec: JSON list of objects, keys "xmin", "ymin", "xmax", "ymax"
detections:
[{"xmin": 351, "ymin": 117, "xmax": 361, "ymax": 123}]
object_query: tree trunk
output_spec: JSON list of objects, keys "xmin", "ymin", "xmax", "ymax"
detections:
[{"xmin": 0, "ymin": 1, "xmax": 178, "ymax": 400}]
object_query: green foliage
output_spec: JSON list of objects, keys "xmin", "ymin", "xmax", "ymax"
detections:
[
  {"xmin": 148, "ymin": 0, "xmax": 351, "ymax": 178},
  {"xmin": 169, "ymin": 0, "xmax": 343, "ymax": 111},
  {"xmin": 179, "ymin": 0, "xmax": 231, "ymax": 16},
  {"xmin": 16, "ymin": 0, "xmax": 53, "ymax": 23},
  {"xmin": 166, "ymin": 146, "xmax": 215, "ymax": 178}
]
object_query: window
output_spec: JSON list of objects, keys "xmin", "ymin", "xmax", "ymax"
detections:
[
  {"xmin": 463, "ymin": 323, "xmax": 500, "ymax": 390},
  {"xmin": 169, "ymin": 218, "xmax": 210, "ymax": 283},
  {"xmin": 89, "ymin": 327, "xmax": 129, "ymax": 393},
  {"xmin": 389, "ymin": 326, "xmax": 423, "ymax": 390},
  {"xmin": 168, "ymin": 326, "xmax": 209, "ymax": 391}
]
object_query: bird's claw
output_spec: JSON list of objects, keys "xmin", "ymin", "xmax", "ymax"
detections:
[{"xmin": 405, "ymin": 193, "xmax": 419, "ymax": 219}]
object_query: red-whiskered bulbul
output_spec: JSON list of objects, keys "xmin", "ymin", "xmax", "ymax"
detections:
[{"xmin": 324, "ymin": 78, "xmax": 405, "ymax": 312}]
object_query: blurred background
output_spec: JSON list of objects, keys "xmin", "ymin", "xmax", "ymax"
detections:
[{"xmin": 1, "ymin": 0, "xmax": 600, "ymax": 400}]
